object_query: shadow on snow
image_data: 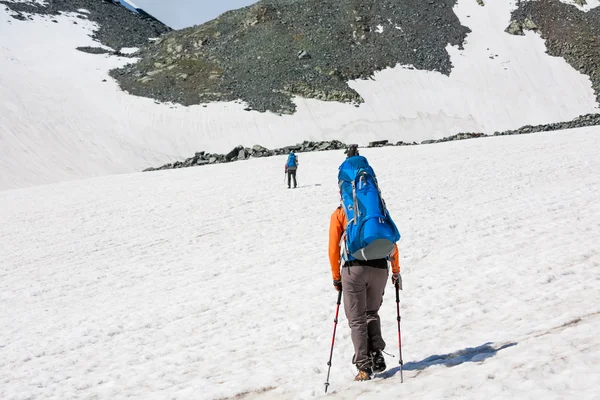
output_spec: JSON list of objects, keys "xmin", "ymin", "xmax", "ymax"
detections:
[
  {"xmin": 377, "ymin": 341, "xmax": 518, "ymax": 379},
  {"xmin": 289, "ymin": 183, "xmax": 322, "ymax": 189}
]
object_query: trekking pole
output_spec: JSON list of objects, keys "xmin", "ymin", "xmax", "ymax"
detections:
[
  {"xmin": 324, "ymin": 290, "xmax": 343, "ymax": 393},
  {"xmin": 395, "ymin": 282, "xmax": 404, "ymax": 383}
]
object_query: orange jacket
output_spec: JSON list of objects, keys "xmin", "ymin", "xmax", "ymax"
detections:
[{"xmin": 328, "ymin": 206, "xmax": 400, "ymax": 281}]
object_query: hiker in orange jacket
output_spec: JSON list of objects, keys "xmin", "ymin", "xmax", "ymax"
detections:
[{"xmin": 328, "ymin": 205, "xmax": 401, "ymax": 381}]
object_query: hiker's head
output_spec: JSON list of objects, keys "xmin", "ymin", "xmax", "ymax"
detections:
[
  {"xmin": 345, "ymin": 144, "xmax": 359, "ymax": 158},
  {"xmin": 290, "ymin": 150, "xmax": 295, "ymax": 155}
]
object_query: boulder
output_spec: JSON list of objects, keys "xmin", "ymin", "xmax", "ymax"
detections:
[
  {"xmin": 368, "ymin": 140, "xmax": 388, "ymax": 147},
  {"xmin": 226, "ymin": 145, "xmax": 244, "ymax": 161},
  {"xmin": 297, "ymin": 50, "xmax": 311, "ymax": 59},
  {"xmin": 284, "ymin": 145, "xmax": 302, "ymax": 152},
  {"xmin": 505, "ymin": 20, "xmax": 524, "ymax": 36}
]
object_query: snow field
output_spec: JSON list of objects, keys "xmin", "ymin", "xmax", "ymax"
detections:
[{"xmin": 1, "ymin": 127, "xmax": 599, "ymax": 399}]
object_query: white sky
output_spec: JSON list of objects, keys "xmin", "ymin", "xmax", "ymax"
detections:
[
  {"xmin": 134, "ymin": 0, "xmax": 258, "ymax": 29},
  {"xmin": 1, "ymin": 127, "xmax": 599, "ymax": 399}
]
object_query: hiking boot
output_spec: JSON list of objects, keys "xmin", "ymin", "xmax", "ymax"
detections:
[
  {"xmin": 371, "ymin": 350, "xmax": 386, "ymax": 373},
  {"xmin": 354, "ymin": 369, "xmax": 372, "ymax": 381}
]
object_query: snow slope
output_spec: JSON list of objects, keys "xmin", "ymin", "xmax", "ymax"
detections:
[
  {"xmin": 561, "ymin": 0, "xmax": 600, "ymax": 11},
  {"xmin": 1, "ymin": 127, "xmax": 599, "ymax": 400},
  {"xmin": 1, "ymin": 0, "xmax": 599, "ymax": 190}
]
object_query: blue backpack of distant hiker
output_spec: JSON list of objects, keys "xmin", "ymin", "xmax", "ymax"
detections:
[
  {"xmin": 286, "ymin": 153, "xmax": 297, "ymax": 168},
  {"xmin": 338, "ymin": 155, "xmax": 401, "ymax": 261}
]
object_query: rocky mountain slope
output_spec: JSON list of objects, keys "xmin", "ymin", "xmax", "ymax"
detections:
[
  {"xmin": 110, "ymin": 0, "xmax": 470, "ymax": 114},
  {"xmin": 107, "ymin": 0, "xmax": 600, "ymax": 115}
]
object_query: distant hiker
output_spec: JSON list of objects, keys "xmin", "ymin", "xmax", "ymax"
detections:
[
  {"xmin": 328, "ymin": 144, "xmax": 402, "ymax": 381},
  {"xmin": 285, "ymin": 150, "xmax": 298, "ymax": 189}
]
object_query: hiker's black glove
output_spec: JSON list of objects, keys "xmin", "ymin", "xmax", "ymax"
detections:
[
  {"xmin": 333, "ymin": 280, "xmax": 342, "ymax": 291},
  {"xmin": 392, "ymin": 273, "xmax": 402, "ymax": 290}
]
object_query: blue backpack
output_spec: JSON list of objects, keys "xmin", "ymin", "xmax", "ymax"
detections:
[
  {"xmin": 338, "ymin": 155, "xmax": 401, "ymax": 261},
  {"xmin": 286, "ymin": 153, "xmax": 297, "ymax": 168}
]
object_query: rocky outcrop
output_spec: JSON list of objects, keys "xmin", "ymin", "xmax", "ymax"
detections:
[
  {"xmin": 143, "ymin": 113, "xmax": 600, "ymax": 172},
  {"xmin": 494, "ymin": 113, "xmax": 600, "ymax": 136},
  {"xmin": 110, "ymin": 0, "xmax": 470, "ymax": 114},
  {"xmin": 143, "ymin": 140, "xmax": 346, "ymax": 171}
]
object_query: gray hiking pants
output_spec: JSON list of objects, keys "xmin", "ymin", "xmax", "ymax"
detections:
[
  {"xmin": 287, "ymin": 167, "xmax": 297, "ymax": 188},
  {"xmin": 341, "ymin": 265, "xmax": 389, "ymax": 371}
]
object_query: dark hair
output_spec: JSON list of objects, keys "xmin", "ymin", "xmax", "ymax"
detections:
[{"xmin": 345, "ymin": 144, "xmax": 359, "ymax": 158}]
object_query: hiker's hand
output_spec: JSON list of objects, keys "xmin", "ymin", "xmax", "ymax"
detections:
[
  {"xmin": 333, "ymin": 280, "xmax": 342, "ymax": 291},
  {"xmin": 392, "ymin": 273, "xmax": 402, "ymax": 289}
]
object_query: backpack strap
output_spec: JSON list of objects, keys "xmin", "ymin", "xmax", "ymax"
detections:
[
  {"xmin": 350, "ymin": 178, "xmax": 359, "ymax": 224},
  {"xmin": 370, "ymin": 172, "xmax": 388, "ymax": 212},
  {"xmin": 339, "ymin": 231, "xmax": 349, "ymax": 262}
]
